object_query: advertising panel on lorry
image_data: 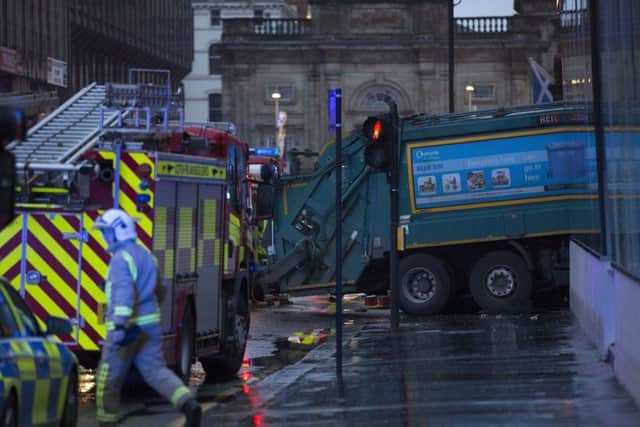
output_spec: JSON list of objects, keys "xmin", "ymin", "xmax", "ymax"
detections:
[{"xmin": 407, "ymin": 129, "xmax": 598, "ymax": 212}]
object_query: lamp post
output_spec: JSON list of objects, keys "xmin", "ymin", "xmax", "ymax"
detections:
[
  {"xmin": 271, "ymin": 91, "xmax": 281, "ymax": 148},
  {"xmin": 465, "ymin": 83, "xmax": 475, "ymax": 111},
  {"xmin": 449, "ymin": 0, "xmax": 464, "ymax": 113}
]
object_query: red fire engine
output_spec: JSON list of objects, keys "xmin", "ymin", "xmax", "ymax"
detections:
[{"xmin": 0, "ymin": 70, "xmax": 274, "ymax": 379}]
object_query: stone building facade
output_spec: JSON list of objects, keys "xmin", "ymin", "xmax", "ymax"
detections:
[
  {"xmin": 183, "ymin": 1, "xmax": 297, "ymax": 123},
  {"xmin": 218, "ymin": 0, "xmax": 561, "ymax": 152}
]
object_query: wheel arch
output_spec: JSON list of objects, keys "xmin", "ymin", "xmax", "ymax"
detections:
[{"xmin": 506, "ymin": 240, "xmax": 535, "ymax": 271}]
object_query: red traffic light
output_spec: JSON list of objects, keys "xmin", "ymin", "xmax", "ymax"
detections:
[
  {"xmin": 363, "ymin": 116, "xmax": 391, "ymax": 144},
  {"xmin": 362, "ymin": 114, "xmax": 395, "ymax": 171},
  {"xmin": 372, "ymin": 119, "xmax": 382, "ymax": 141}
]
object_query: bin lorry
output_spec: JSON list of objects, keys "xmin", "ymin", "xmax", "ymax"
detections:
[
  {"xmin": 0, "ymin": 71, "xmax": 274, "ymax": 378},
  {"xmin": 255, "ymin": 103, "xmax": 598, "ymax": 314}
]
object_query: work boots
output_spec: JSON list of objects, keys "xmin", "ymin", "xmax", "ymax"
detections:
[{"xmin": 181, "ymin": 398, "xmax": 202, "ymax": 427}]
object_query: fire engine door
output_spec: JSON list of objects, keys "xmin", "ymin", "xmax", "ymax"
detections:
[
  {"xmin": 154, "ymin": 180, "xmax": 178, "ymax": 332},
  {"xmin": 195, "ymin": 184, "xmax": 223, "ymax": 332},
  {"xmin": 22, "ymin": 212, "xmax": 84, "ymax": 344}
]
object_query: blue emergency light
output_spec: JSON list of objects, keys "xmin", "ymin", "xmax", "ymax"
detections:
[
  {"xmin": 252, "ymin": 147, "xmax": 280, "ymax": 157},
  {"xmin": 136, "ymin": 194, "xmax": 151, "ymax": 203}
]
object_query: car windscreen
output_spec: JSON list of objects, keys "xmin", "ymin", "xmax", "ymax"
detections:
[{"xmin": 0, "ymin": 288, "xmax": 20, "ymax": 338}]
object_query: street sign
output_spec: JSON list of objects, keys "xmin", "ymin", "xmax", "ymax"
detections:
[{"xmin": 329, "ymin": 89, "xmax": 338, "ymax": 132}]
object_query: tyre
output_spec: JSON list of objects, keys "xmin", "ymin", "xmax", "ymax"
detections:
[
  {"xmin": 1, "ymin": 392, "xmax": 17, "ymax": 427},
  {"xmin": 251, "ymin": 281, "xmax": 265, "ymax": 302},
  {"xmin": 60, "ymin": 370, "xmax": 78, "ymax": 427},
  {"xmin": 202, "ymin": 289, "xmax": 249, "ymax": 381},
  {"xmin": 398, "ymin": 254, "xmax": 452, "ymax": 315},
  {"xmin": 469, "ymin": 250, "xmax": 532, "ymax": 314},
  {"xmin": 176, "ymin": 307, "xmax": 195, "ymax": 383}
]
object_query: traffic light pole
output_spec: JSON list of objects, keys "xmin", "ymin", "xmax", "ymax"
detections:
[
  {"xmin": 389, "ymin": 102, "xmax": 400, "ymax": 332},
  {"xmin": 333, "ymin": 89, "xmax": 343, "ymax": 377}
]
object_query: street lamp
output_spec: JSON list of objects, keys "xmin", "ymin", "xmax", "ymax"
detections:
[
  {"xmin": 464, "ymin": 83, "xmax": 475, "ymax": 111},
  {"xmin": 271, "ymin": 91, "xmax": 281, "ymax": 148}
]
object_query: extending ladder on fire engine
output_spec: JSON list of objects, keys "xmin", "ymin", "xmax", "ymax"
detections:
[{"xmin": 6, "ymin": 83, "xmax": 123, "ymax": 170}]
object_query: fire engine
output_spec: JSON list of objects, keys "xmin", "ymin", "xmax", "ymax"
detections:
[{"xmin": 0, "ymin": 70, "xmax": 274, "ymax": 379}]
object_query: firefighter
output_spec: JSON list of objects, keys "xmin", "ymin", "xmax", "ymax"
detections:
[{"xmin": 93, "ymin": 208, "xmax": 201, "ymax": 427}]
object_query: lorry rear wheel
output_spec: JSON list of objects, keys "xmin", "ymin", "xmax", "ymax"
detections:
[
  {"xmin": 398, "ymin": 254, "xmax": 452, "ymax": 315},
  {"xmin": 469, "ymin": 251, "xmax": 532, "ymax": 314}
]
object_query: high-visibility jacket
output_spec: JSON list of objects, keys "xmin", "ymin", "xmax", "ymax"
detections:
[{"xmin": 104, "ymin": 239, "xmax": 162, "ymax": 331}]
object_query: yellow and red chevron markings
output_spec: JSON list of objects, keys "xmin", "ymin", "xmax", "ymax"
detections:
[
  {"xmin": 0, "ymin": 151, "xmax": 155, "ymax": 353},
  {"xmin": 97, "ymin": 151, "xmax": 155, "ymax": 251}
]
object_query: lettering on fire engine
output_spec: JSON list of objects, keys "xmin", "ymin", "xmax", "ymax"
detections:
[{"xmin": 158, "ymin": 160, "xmax": 226, "ymax": 180}]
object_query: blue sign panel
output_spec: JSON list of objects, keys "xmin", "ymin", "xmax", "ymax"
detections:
[
  {"xmin": 329, "ymin": 89, "xmax": 339, "ymax": 132},
  {"xmin": 408, "ymin": 130, "xmax": 598, "ymax": 210}
]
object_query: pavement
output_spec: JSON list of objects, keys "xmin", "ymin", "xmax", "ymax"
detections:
[{"xmin": 198, "ymin": 309, "xmax": 640, "ymax": 427}]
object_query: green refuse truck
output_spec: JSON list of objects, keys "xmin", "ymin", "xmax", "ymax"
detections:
[{"xmin": 255, "ymin": 103, "xmax": 599, "ymax": 314}]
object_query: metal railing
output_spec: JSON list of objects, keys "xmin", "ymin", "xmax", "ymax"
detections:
[
  {"xmin": 455, "ymin": 17, "xmax": 511, "ymax": 33},
  {"xmin": 254, "ymin": 19, "xmax": 311, "ymax": 36}
]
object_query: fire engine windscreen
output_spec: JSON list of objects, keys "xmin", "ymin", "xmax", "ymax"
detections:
[{"xmin": 248, "ymin": 163, "xmax": 279, "ymax": 184}]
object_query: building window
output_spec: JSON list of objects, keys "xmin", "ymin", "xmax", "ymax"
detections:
[
  {"xmin": 209, "ymin": 93, "xmax": 222, "ymax": 122},
  {"xmin": 210, "ymin": 9, "xmax": 221, "ymax": 26},
  {"xmin": 471, "ymin": 84, "xmax": 496, "ymax": 101},
  {"xmin": 254, "ymin": 8, "xmax": 264, "ymax": 19},
  {"xmin": 209, "ymin": 45, "xmax": 222, "ymax": 75}
]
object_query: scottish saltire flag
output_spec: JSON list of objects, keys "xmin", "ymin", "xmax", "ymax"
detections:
[{"xmin": 529, "ymin": 58, "xmax": 555, "ymax": 104}]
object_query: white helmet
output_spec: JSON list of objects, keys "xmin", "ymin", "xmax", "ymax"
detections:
[{"xmin": 93, "ymin": 209, "xmax": 137, "ymax": 242}]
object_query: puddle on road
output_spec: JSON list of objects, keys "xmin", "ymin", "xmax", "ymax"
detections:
[{"xmin": 195, "ymin": 339, "xmax": 310, "ymax": 404}]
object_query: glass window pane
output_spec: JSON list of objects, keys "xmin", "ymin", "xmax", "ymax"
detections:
[
  {"xmin": 0, "ymin": 287, "xmax": 20, "ymax": 338},
  {"xmin": 209, "ymin": 93, "xmax": 222, "ymax": 122},
  {"xmin": 210, "ymin": 9, "xmax": 220, "ymax": 26},
  {"xmin": 2, "ymin": 283, "xmax": 41, "ymax": 337},
  {"xmin": 599, "ymin": 0, "xmax": 640, "ymax": 276},
  {"xmin": 209, "ymin": 45, "xmax": 222, "ymax": 75}
]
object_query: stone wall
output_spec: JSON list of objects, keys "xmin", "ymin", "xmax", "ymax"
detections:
[{"xmin": 220, "ymin": 0, "xmax": 560, "ymax": 151}]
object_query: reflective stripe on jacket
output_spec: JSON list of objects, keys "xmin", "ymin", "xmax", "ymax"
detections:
[{"xmin": 105, "ymin": 240, "xmax": 162, "ymax": 331}]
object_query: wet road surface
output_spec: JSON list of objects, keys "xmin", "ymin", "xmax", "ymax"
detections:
[
  {"xmin": 200, "ymin": 310, "xmax": 640, "ymax": 427},
  {"xmin": 77, "ymin": 294, "xmax": 374, "ymax": 427}
]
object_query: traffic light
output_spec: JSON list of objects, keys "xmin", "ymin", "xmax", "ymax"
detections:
[{"xmin": 362, "ymin": 114, "xmax": 395, "ymax": 171}]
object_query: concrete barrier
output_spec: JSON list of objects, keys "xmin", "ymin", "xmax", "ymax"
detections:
[{"xmin": 570, "ymin": 241, "xmax": 640, "ymax": 405}]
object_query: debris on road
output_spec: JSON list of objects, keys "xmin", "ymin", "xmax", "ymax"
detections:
[{"xmin": 283, "ymin": 328, "xmax": 335, "ymax": 350}]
